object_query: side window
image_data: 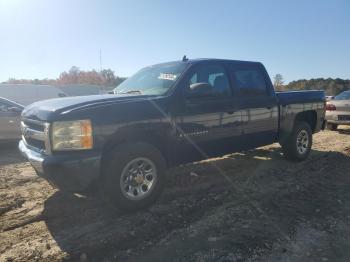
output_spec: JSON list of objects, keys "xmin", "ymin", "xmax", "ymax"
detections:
[
  {"xmin": 230, "ymin": 66, "xmax": 268, "ymax": 96},
  {"xmin": 187, "ymin": 64, "xmax": 231, "ymax": 97},
  {"xmin": 0, "ymin": 101, "xmax": 9, "ymax": 112},
  {"xmin": 190, "ymin": 74, "xmax": 197, "ymax": 85}
]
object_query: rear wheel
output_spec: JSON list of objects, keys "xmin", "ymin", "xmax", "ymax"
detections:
[
  {"xmin": 102, "ymin": 142, "xmax": 166, "ymax": 211},
  {"xmin": 281, "ymin": 121, "xmax": 312, "ymax": 162},
  {"xmin": 327, "ymin": 123, "xmax": 338, "ymax": 131}
]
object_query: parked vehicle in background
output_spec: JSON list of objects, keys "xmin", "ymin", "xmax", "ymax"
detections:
[
  {"xmin": 57, "ymin": 84, "xmax": 101, "ymax": 96},
  {"xmin": 326, "ymin": 90, "xmax": 350, "ymax": 130},
  {"xmin": 0, "ymin": 97, "xmax": 24, "ymax": 142},
  {"xmin": 325, "ymin": 95, "xmax": 334, "ymax": 101},
  {"xmin": 19, "ymin": 58, "xmax": 326, "ymax": 211},
  {"xmin": 0, "ymin": 84, "xmax": 66, "ymax": 106}
]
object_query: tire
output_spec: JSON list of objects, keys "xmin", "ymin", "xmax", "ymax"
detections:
[
  {"xmin": 327, "ymin": 123, "xmax": 338, "ymax": 131},
  {"xmin": 281, "ymin": 121, "xmax": 312, "ymax": 162},
  {"xmin": 102, "ymin": 142, "xmax": 166, "ymax": 211}
]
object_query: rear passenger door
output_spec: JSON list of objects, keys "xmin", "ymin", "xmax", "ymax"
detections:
[
  {"xmin": 174, "ymin": 63, "xmax": 242, "ymax": 162},
  {"xmin": 228, "ymin": 63, "xmax": 278, "ymax": 148}
]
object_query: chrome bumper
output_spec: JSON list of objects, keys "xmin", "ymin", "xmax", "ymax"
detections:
[
  {"xmin": 326, "ymin": 120, "xmax": 350, "ymax": 125},
  {"xmin": 19, "ymin": 140, "xmax": 44, "ymax": 173}
]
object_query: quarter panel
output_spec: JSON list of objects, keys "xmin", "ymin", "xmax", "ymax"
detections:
[{"xmin": 279, "ymin": 102, "xmax": 325, "ymax": 142}]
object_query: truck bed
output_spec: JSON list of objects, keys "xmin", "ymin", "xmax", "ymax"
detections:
[{"xmin": 276, "ymin": 90, "xmax": 325, "ymax": 106}]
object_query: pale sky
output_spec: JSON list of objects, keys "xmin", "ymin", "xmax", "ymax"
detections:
[{"xmin": 0, "ymin": 0, "xmax": 349, "ymax": 83}]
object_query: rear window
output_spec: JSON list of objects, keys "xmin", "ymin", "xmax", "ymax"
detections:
[
  {"xmin": 334, "ymin": 91, "xmax": 350, "ymax": 100},
  {"xmin": 229, "ymin": 66, "xmax": 268, "ymax": 96}
]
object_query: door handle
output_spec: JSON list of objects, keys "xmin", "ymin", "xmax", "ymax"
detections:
[
  {"xmin": 227, "ymin": 111, "xmax": 234, "ymax": 114},
  {"xmin": 266, "ymin": 106, "xmax": 272, "ymax": 110}
]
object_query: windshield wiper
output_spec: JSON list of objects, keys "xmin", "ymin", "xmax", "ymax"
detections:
[{"xmin": 119, "ymin": 90, "xmax": 142, "ymax": 95}]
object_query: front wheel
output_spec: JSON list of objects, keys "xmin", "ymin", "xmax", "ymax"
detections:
[
  {"xmin": 102, "ymin": 143, "xmax": 166, "ymax": 211},
  {"xmin": 281, "ymin": 121, "xmax": 312, "ymax": 162}
]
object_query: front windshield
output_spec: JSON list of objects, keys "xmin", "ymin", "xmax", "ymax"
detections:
[
  {"xmin": 114, "ymin": 63, "xmax": 187, "ymax": 95},
  {"xmin": 335, "ymin": 91, "xmax": 350, "ymax": 100}
]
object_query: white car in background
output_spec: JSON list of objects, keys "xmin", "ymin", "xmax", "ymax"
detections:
[
  {"xmin": 326, "ymin": 90, "xmax": 350, "ymax": 130},
  {"xmin": 0, "ymin": 84, "xmax": 66, "ymax": 106},
  {"xmin": 0, "ymin": 84, "xmax": 67, "ymax": 142},
  {"xmin": 0, "ymin": 97, "xmax": 24, "ymax": 142}
]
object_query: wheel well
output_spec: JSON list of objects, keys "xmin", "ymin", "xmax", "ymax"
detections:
[
  {"xmin": 295, "ymin": 110, "xmax": 317, "ymax": 132},
  {"xmin": 100, "ymin": 131, "xmax": 169, "ymax": 178}
]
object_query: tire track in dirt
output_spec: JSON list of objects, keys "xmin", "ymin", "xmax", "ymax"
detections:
[
  {"xmin": 129, "ymin": 138, "xmax": 350, "ymax": 261},
  {"xmin": 1, "ymin": 128, "xmax": 350, "ymax": 261}
]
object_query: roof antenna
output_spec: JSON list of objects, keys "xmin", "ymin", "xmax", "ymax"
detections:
[{"xmin": 182, "ymin": 55, "xmax": 188, "ymax": 62}]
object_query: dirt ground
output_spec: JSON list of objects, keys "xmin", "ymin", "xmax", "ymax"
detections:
[{"xmin": 1, "ymin": 128, "xmax": 350, "ymax": 262}]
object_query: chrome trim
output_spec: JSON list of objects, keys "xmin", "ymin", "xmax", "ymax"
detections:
[
  {"xmin": 21, "ymin": 122, "xmax": 45, "ymax": 141},
  {"xmin": 327, "ymin": 120, "xmax": 350, "ymax": 125},
  {"xmin": 23, "ymin": 118, "xmax": 46, "ymax": 126},
  {"xmin": 21, "ymin": 119, "xmax": 51, "ymax": 155},
  {"xmin": 44, "ymin": 123, "xmax": 52, "ymax": 154},
  {"xmin": 21, "ymin": 135, "xmax": 46, "ymax": 155},
  {"xmin": 19, "ymin": 140, "xmax": 44, "ymax": 173}
]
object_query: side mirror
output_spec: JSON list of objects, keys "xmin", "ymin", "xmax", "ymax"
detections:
[
  {"xmin": 8, "ymin": 106, "xmax": 22, "ymax": 113},
  {"xmin": 187, "ymin": 82, "xmax": 213, "ymax": 98}
]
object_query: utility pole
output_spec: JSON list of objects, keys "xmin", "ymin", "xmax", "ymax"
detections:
[{"xmin": 99, "ymin": 48, "xmax": 102, "ymax": 72}]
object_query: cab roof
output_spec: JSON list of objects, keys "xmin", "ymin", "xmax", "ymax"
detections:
[{"xmin": 151, "ymin": 58, "xmax": 262, "ymax": 67}]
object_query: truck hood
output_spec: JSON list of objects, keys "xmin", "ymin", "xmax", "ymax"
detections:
[{"xmin": 22, "ymin": 94, "xmax": 157, "ymax": 121}]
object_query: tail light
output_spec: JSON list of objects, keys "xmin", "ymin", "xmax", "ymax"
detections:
[{"xmin": 326, "ymin": 103, "xmax": 336, "ymax": 111}]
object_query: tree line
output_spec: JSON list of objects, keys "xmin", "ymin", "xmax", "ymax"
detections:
[
  {"xmin": 4, "ymin": 68, "xmax": 349, "ymax": 96},
  {"xmin": 273, "ymin": 74, "xmax": 350, "ymax": 95},
  {"xmin": 5, "ymin": 66, "xmax": 126, "ymax": 90}
]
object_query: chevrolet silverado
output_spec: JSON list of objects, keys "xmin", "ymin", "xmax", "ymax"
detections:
[{"xmin": 19, "ymin": 58, "xmax": 326, "ymax": 210}]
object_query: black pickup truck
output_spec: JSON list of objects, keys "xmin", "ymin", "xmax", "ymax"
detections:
[{"xmin": 19, "ymin": 59, "xmax": 326, "ymax": 210}]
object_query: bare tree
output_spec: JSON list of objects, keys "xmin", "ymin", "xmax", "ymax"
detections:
[{"xmin": 273, "ymin": 74, "xmax": 284, "ymax": 90}]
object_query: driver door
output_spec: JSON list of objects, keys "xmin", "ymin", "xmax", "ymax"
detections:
[{"xmin": 173, "ymin": 63, "xmax": 243, "ymax": 163}]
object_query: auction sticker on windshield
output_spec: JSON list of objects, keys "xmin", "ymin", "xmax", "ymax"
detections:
[{"xmin": 158, "ymin": 73, "xmax": 177, "ymax": 81}]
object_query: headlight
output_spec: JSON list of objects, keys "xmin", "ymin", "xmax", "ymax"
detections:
[{"xmin": 51, "ymin": 120, "xmax": 93, "ymax": 151}]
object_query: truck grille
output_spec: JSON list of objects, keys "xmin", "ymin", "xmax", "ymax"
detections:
[{"xmin": 21, "ymin": 119, "xmax": 51, "ymax": 154}]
